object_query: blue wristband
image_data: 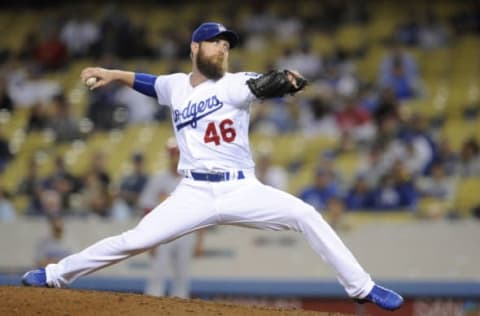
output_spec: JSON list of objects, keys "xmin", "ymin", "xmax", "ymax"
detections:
[{"xmin": 133, "ymin": 73, "xmax": 157, "ymax": 98}]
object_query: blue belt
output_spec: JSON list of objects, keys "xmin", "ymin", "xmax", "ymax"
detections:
[{"xmin": 190, "ymin": 171, "xmax": 245, "ymax": 182}]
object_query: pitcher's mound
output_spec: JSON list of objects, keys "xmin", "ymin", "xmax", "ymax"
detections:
[{"xmin": 0, "ymin": 286, "xmax": 352, "ymax": 316}]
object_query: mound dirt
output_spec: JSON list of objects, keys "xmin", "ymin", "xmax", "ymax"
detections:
[{"xmin": 0, "ymin": 286, "xmax": 352, "ymax": 316}]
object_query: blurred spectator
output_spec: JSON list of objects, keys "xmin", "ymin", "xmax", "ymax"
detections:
[
  {"xmin": 6, "ymin": 64, "xmax": 61, "ymax": 107},
  {"xmin": 250, "ymin": 98, "xmax": 298, "ymax": 134},
  {"xmin": 344, "ymin": 174, "xmax": 374, "ymax": 210},
  {"xmin": 34, "ymin": 28, "xmax": 68, "ymax": 72},
  {"xmin": 249, "ymin": 101, "xmax": 274, "ymax": 134},
  {"xmin": 401, "ymin": 133, "xmax": 434, "ymax": 175},
  {"xmin": 139, "ymin": 140, "xmax": 180, "ymax": 214},
  {"xmin": 96, "ymin": 4, "xmax": 139, "ymax": 59},
  {"xmin": 370, "ymin": 174, "xmax": 405, "ymax": 210},
  {"xmin": 154, "ymin": 29, "xmax": 184, "ymax": 60},
  {"xmin": 375, "ymin": 113, "xmax": 400, "ymax": 148},
  {"xmin": 26, "ymin": 102, "xmax": 50, "ymax": 132},
  {"xmin": 392, "ymin": 134, "xmax": 433, "ymax": 176},
  {"xmin": 357, "ymin": 143, "xmax": 390, "ymax": 186},
  {"xmin": 80, "ymin": 170, "xmax": 112, "ymax": 218},
  {"xmin": 399, "ymin": 113, "xmax": 437, "ymax": 174},
  {"xmin": 370, "ymin": 161, "xmax": 418, "ymax": 211},
  {"xmin": 113, "ymin": 84, "xmax": 157, "ymax": 124},
  {"xmin": 78, "ymin": 151, "xmax": 112, "ymax": 217},
  {"xmin": 357, "ymin": 84, "xmax": 378, "ymax": 113},
  {"xmin": 299, "ymin": 167, "xmax": 342, "ymax": 211},
  {"xmin": 323, "ymin": 63, "xmax": 359, "ymax": 99},
  {"xmin": 393, "ymin": 15, "xmax": 420, "ymax": 46},
  {"xmin": 271, "ymin": 98, "xmax": 299, "ymax": 133},
  {"xmin": 276, "ymin": 42, "xmax": 322, "ymax": 80},
  {"xmin": 0, "ymin": 182, "xmax": 15, "ymax": 222},
  {"xmin": 34, "ymin": 216, "xmax": 72, "ymax": 267},
  {"xmin": 254, "ymin": 145, "xmax": 288, "ymax": 190},
  {"xmin": 299, "ymin": 95, "xmax": 339, "ymax": 137},
  {"xmin": 0, "ymin": 128, "xmax": 13, "ymax": 172},
  {"xmin": 86, "ymin": 65, "xmax": 126, "ymax": 130},
  {"xmin": 86, "ymin": 151, "xmax": 111, "ymax": 187},
  {"xmin": 48, "ymin": 93, "xmax": 82, "ymax": 142},
  {"xmin": 274, "ymin": 9, "xmax": 303, "ymax": 43},
  {"xmin": 17, "ymin": 158, "xmax": 44, "ymax": 215},
  {"xmin": 429, "ymin": 138, "xmax": 458, "ymax": 176},
  {"xmin": 455, "ymin": 138, "xmax": 480, "ymax": 177},
  {"xmin": 418, "ymin": 11, "xmax": 450, "ymax": 50},
  {"xmin": 40, "ymin": 190, "xmax": 64, "ymax": 218},
  {"xmin": 373, "ymin": 88, "xmax": 400, "ymax": 125},
  {"xmin": 43, "ymin": 155, "xmax": 80, "ymax": 212},
  {"xmin": 331, "ymin": 131, "xmax": 357, "ymax": 155},
  {"xmin": 250, "ymin": 103, "xmax": 271, "ymax": 133},
  {"xmin": 335, "ymin": 96, "xmax": 375, "ymax": 143},
  {"xmin": 118, "ymin": 152, "xmax": 149, "ymax": 213},
  {"xmin": 379, "ymin": 43, "xmax": 421, "ymax": 100},
  {"xmin": 60, "ymin": 10, "xmax": 100, "ymax": 58},
  {"xmin": 242, "ymin": 3, "xmax": 277, "ymax": 34},
  {"xmin": 365, "ymin": 116, "xmax": 433, "ymax": 179},
  {"xmin": 324, "ymin": 196, "xmax": 349, "ymax": 231},
  {"xmin": 417, "ymin": 163, "xmax": 456, "ymax": 200},
  {"xmin": 326, "ymin": 44, "xmax": 360, "ymax": 77},
  {"xmin": 87, "ymin": 84, "xmax": 128, "ymax": 131}
]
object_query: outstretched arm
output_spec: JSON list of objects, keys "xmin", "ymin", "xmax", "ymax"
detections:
[
  {"xmin": 80, "ymin": 67, "xmax": 157, "ymax": 98},
  {"xmin": 80, "ymin": 68, "xmax": 134, "ymax": 89}
]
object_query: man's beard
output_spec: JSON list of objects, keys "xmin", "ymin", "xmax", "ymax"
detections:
[{"xmin": 196, "ymin": 47, "xmax": 227, "ymax": 80}]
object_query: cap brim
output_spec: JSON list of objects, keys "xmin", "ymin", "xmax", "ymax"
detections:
[{"xmin": 217, "ymin": 30, "xmax": 239, "ymax": 48}]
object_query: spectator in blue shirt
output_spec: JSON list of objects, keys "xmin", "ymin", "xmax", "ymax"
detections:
[
  {"xmin": 344, "ymin": 174, "xmax": 374, "ymax": 210},
  {"xmin": 379, "ymin": 42, "xmax": 420, "ymax": 100},
  {"xmin": 119, "ymin": 152, "xmax": 149, "ymax": 213},
  {"xmin": 370, "ymin": 161, "xmax": 418, "ymax": 211},
  {"xmin": 299, "ymin": 167, "xmax": 341, "ymax": 211}
]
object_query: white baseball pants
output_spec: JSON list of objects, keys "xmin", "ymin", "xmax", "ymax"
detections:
[{"xmin": 46, "ymin": 174, "xmax": 374, "ymax": 298}]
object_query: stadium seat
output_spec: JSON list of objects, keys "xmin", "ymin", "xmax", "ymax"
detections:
[{"xmin": 453, "ymin": 178, "xmax": 480, "ymax": 217}]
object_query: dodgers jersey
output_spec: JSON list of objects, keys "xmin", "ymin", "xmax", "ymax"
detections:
[{"xmin": 154, "ymin": 72, "xmax": 259, "ymax": 173}]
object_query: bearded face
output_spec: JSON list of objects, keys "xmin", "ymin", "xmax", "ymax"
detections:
[{"xmin": 195, "ymin": 43, "xmax": 228, "ymax": 80}]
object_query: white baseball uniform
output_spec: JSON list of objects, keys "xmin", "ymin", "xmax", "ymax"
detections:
[
  {"xmin": 45, "ymin": 72, "xmax": 374, "ymax": 298},
  {"xmin": 139, "ymin": 170, "xmax": 196, "ymax": 298}
]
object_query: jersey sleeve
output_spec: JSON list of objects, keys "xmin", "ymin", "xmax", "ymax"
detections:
[
  {"xmin": 153, "ymin": 74, "xmax": 175, "ymax": 107},
  {"xmin": 224, "ymin": 72, "xmax": 261, "ymax": 107}
]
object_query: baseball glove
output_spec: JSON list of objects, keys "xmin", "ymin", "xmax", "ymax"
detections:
[{"xmin": 246, "ymin": 70, "xmax": 308, "ymax": 99}]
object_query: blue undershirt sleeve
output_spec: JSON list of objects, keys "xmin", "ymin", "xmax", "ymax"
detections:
[{"xmin": 133, "ymin": 73, "xmax": 158, "ymax": 98}]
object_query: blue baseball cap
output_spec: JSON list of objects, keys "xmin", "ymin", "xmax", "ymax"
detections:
[{"xmin": 192, "ymin": 22, "xmax": 239, "ymax": 48}]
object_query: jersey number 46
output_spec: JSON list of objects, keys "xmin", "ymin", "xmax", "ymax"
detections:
[{"xmin": 204, "ymin": 119, "xmax": 236, "ymax": 146}]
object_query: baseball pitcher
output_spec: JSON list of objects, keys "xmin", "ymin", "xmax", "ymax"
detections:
[{"xmin": 23, "ymin": 22, "xmax": 403, "ymax": 311}]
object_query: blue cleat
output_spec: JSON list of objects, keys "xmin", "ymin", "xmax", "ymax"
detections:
[
  {"xmin": 22, "ymin": 268, "xmax": 49, "ymax": 287},
  {"xmin": 354, "ymin": 284, "xmax": 404, "ymax": 311}
]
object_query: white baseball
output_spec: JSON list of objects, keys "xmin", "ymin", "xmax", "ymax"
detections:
[{"xmin": 85, "ymin": 77, "xmax": 97, "ymax": 87}]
